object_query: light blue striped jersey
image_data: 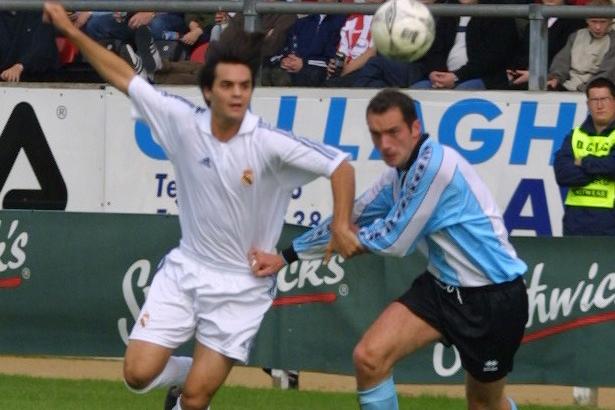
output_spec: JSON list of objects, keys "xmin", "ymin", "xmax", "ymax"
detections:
[{"xmin": 293, "ymin": 136, "xmax": 526, "ymax": 287}]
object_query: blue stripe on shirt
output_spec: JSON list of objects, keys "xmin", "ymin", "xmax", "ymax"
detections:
[
  {"xmin": 258, "ymin": 119, "xmax": 339, "ymax": 160},
  {"xmin": 358, "ymin": 143, "xmax": 442, "ymax": 255}
]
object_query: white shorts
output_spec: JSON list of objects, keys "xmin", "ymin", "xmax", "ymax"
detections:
[{"xmin": 129, "ymin": 248, "xmax": 276, "ymax": 363}]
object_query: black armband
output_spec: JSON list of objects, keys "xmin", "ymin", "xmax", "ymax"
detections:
[{"xmin": 281, "ymin": 245, "xmax": 299, "ymax": 264}]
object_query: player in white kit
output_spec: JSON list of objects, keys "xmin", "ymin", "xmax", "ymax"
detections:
[{"xmin": 43, "ymin": 3, "xmax": 360, "ymax": 410}]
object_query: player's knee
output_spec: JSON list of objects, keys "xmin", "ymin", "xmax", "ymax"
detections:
[
  {"xmin": 123, "ymin": 360, "xmax": 155, "ymax": 391},
  {"xmin": 180, "ymin": 389, "xmax": 212, "ymax": 410},
  {"xmin": 353, "ymin": 342, "xmax": 382, "ymax": 376}
]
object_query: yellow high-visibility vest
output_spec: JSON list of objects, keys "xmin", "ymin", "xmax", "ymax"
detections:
[{"xmin": 565, "ymin": 127, "xmax": 615, "ymax": 208}]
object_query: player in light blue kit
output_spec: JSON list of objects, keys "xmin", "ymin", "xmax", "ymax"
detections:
[
  {"xmin": 43, "ymin": 2, "xmax": 361, "ymax": 410},
  {"xmin": 251, "ymin": 89, "xmax": 529, "ymax": 410}
]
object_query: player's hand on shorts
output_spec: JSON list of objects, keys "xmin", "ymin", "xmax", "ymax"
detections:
[{"xmin": 248, "ymin": 248, "xmax": 285, "ymax": 277}]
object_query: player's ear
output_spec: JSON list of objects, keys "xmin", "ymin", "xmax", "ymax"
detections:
[
  {"xmin": 411, "ymin": 118, "xmax": 422, "ymax": 137},
  {"xmin": 202, "ymin": 88, "xmax": 212, "ymax": 106}
]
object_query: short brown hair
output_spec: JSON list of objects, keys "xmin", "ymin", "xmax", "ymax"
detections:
[
  {"xmin": 586, "ymin": 77, "xmax": 615, "ymax": 98},
  {"xmin": 366, "ymin": 89, "xmax": 418, "ymax": 129}
]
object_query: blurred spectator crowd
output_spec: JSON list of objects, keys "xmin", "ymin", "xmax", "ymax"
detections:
[{"xmin": 1, "ymin": 0, "xmax": 614, "ymax": 90}]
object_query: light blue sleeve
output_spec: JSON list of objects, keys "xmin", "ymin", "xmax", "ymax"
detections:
[
  {"xmin": 358, "ymin": 143, "xmax": 447, "ymax": 257},
  {"xmin": 292, "ymin": 169, "xmax": 397, "ymax": 260}
]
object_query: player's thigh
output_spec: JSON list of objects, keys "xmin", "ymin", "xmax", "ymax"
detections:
[
  {"xmin": 183, "ymin": 341, "xmax": 235, "ymax": 399},
  {"xmin": 356, "ymin": 301, "xmax": 442, "ymax": 366},
  {"xmin": 194, "ymin": 269, "xmax": 275, "ymax": 364},
  {"xmin": 465, "ymin": 372, "xmax": 507, "ymax": 410},
  {"xmin": 124, "ymin": 339, "xmax": 174, "ymax": 382}
]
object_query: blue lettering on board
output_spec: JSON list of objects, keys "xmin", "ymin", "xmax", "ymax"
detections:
[
  {"xmin": 135, "ymin": 120, "xmax": 167, "ymax": 160},
  {"xmin": 503, "ymin": 178, "xmax": 551, "ymax": 236},
  {"xmin": 438, "ymin": 99, "xmax": 503, "ymax": 164},
  {"xmin": 276, "ymin": 96, "xmax": 297, "ymax": 131},
  {"xmin": 510, "ymin": 102, "xmax": 577, "ymax": 165}
]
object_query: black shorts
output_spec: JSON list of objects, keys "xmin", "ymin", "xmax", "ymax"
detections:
[{"xmin": 397, "ymin": 271, "xmax": 528, "ymax": 382}]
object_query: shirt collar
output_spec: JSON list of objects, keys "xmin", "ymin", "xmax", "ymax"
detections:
[
  {"xmin": 197, "ymin": 107, "xmax": 259, "ymax": 138},
  {"xmin": 398, "ymin": 134, "xmax": 429, "ymax": 173},
  {"xmin": 581, "ymin": 115, "xmax": 615, "ymax": 136}
]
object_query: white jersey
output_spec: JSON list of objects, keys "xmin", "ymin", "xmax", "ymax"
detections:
[{"xmin": 128, "ymin": 76, "xmax": 347, "ymax": 273}]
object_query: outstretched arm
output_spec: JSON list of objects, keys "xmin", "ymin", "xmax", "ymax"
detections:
[
  {"xmin": 248, "ymin": 161, "xmax": 358, "ymax": 277},
  {"xmin": 328, "ymin": 160, "xmax": 364, "ymax": 259},
  {"xmin": 43, "ymin": 2, "xmax": 135, "ymax": 94},
  {"xmin": 249, "ymin": 169, "xmax": 399, "ymax": 277}
]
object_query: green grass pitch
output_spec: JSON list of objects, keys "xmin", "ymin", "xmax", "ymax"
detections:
[{"xmin": 0, "ymin": 374, "xmax": 604, "ymax": 409}]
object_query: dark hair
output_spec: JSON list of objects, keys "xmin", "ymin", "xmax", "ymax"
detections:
[
  {"xmin": 197, "ymin": 30, "xmax": 265, "ymax": 96},
  {"xmin": 366, "ymin": 89, "xmax": 418, "ymax": 128},
  {"xmin": 585, "ymin": 77, "xmax": 615, "ymax": 98}
]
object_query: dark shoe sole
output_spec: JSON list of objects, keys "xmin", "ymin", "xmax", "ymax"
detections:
[{"xmin": 163, "ymin": 385, "xmax": 181, "ymax": 410}]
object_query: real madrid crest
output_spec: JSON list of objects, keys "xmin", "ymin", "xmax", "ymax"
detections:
[{"xmin": 241, "ymin": 168, "xmax": 254, "ymax": 186}]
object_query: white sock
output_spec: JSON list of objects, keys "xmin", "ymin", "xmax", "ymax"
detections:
[
  {"xmin": 151, "ymin": 43, "xmax": 163, "ymax": 71},
  {"xmin": 172, "ymin": 395, "xmax": 183, "ymax": 410},
  {"xmin": 155, "ymin": 356, "xmax": 192, "ymax": 389},
  {"xmin": 172, "ymin": 395, "xmax": 212, "ymax": 410},
  {"xmin": 127, "ymin": 356, "xmax": 192, "ymax": 393}
]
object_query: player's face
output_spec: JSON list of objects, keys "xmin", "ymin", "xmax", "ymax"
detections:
[
  {"xmin": 203, "ymin": 62, "xmax": 253, "ymax": 125},
  {"xmin": 587, "ymin": 86, "xmax": 615, "ymax": 130},
  {"xmin": 367, "ymin": 107, "xmax": 421, "ymax": 169}
]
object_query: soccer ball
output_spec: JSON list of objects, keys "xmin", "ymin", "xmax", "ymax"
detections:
[{"xmin": 371, "ymin": 0, "xmax": 435, "ymax": 62}]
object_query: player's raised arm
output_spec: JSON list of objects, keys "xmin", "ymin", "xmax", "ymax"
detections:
[{"xmin": 43, "ymin": 1, "xmax": 135, "ymax": 94}]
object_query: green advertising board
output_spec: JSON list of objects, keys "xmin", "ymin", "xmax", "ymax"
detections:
[{"xmin": 1, "ymin": 210, "xmax": 614, "ymax": 386}]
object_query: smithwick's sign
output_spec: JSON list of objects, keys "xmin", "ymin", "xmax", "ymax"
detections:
[
  {"xmin": 0, "ymin": 218, "xmax": 29, "ymax": 289},
  {"xmin": 116, "ymin": 254, "xmax": 615, "ymax": 379},
  {"xmin": 525, "ymin": 262, "xmax": 615, "ymax": 337},
  {"xmin": 0, "ymin": 211, "xmax": 613, "ymax": 385},
  {"xmin": 118, "ymin": 259, "xmax": 152, "ymax": 345}
]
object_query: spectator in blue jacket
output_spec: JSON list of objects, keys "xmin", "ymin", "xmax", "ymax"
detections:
[
  {"xmin": 267, "ymin": 0, "xmax": 346, "ymax": 86},
  {"xmin": 0, "ymin": 11, "xmax": 58, "ymax": 82},
  {"xmin": 553, "ymin": 76, "xmax": 615, "ymax": 235}
]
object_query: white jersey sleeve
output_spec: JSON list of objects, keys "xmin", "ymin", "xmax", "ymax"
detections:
[
  {"xmin": 128, "ymin": 76, "xmax": 204, "ymax": 159},
  {"xmin": 259, "ymin": 126, "xmax": 349, "ymax": 189}
]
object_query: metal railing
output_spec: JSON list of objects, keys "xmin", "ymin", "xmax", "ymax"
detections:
[{"xmin": 4, "ymin": 1, "xmax": 615, "ymax": 90}]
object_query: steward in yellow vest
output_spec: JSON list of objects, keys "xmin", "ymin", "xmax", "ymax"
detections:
[{"xmin": 554, "ymin": 77, "xmax": 615, "ymax": 235}]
